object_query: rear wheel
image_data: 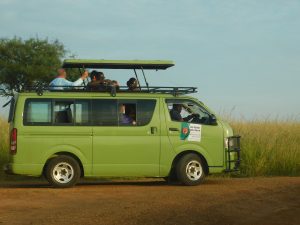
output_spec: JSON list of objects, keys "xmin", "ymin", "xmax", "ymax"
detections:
[
  {"xmin": 45, "ymin": 155, "xmax": 80, "ymax": 188},
  {"xmin": 176, "ymin": 153, "xmax": 205, "ymax": 186}
]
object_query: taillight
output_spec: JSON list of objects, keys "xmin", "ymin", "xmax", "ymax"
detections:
[{"xmin": 10, "ymin": 128, "xmax": 17, "ymax": 155}]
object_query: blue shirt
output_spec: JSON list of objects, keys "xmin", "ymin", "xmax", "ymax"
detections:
[
  {"xmin": 119, "ymin": 114, "xmax": 133, "ymax": 125},
  {"xmin": 49, "ymin": 78, "xmax": 84, "ymax": 90}
]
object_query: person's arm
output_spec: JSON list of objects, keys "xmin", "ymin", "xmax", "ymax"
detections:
[
  {"xmin": 170, "ymin": 110, "xmax": 184, "ymax": 122},
  {"xmin": 183, "ymin": 113, "xmax": 199, "ymax": 122},
  {"xmin": 71, "ymin": 78, "xmax": 84, "ymax": 86},
  {"xmin": 74, "ymin": 71, "xmax": 89, "ymax": 87},
  {"xmin": 70, "ymin": 71, "xmax": 89, "ymax": 87},
  {"xmin": 183, "ymin": 114, "xmax": 193, "ymax": 121},
  {"xmin": 49, "ymin": 78, "xmax": 71, "ymax": 90}
]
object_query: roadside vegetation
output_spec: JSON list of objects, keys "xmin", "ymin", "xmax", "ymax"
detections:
[
  {"xmin": 231, "ymin": 119, "xmax": 300, "ymax": 176},
  {"xmin": 0, "ymin": 116, "xmax": 299, "ymax": 178},
  {"xmin": 0, "ymin": 117, "xmax": 9, "ymax": 176}
]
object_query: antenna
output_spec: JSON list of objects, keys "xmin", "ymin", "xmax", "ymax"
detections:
[
  {"xmin": 141, "ymin": 66, "xmax": 150, "ymax": 92},
  {"xmin": 133, "ymin": 69, "xmax": 142, "ymax": 91}
]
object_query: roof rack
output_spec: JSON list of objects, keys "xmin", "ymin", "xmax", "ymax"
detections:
[{"xmin": 22, "ymin": 85, "xmax": 197, "ymax": 97}]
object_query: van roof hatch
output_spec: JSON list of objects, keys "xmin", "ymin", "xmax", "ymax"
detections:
[{"xmin": 62, "ymin": 59, "xmax": 174, "ymax": 70}]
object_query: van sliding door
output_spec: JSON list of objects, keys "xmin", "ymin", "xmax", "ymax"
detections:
[{"xmin": 92, "ymin": 99, "xmax": 160, "ymax": 177}]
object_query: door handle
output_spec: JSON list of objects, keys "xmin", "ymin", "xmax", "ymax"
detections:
[
  {"xmin": 169, "ymin": 128, "xmax": 180, "ymax": 132},
  {"xmin": 151, "ymin": 127, "xmax": 158, "ymax": 134}
]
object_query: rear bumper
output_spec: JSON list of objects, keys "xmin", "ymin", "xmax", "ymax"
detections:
[
  {"xmin": 224, "ymin": 135, "xmax": 241, "ymax": 172},
  {"xmin": 3, "ymin": 163, "xmax": 43, "ymax": 176},
  {"xmin": 3, "ymin": 163, "xmax": 13, "ymax": 175}
]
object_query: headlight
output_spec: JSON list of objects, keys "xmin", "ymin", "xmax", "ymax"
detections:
[{"xmin": 225, "ymin": 136, "xmax": 241, "ymax": 149}]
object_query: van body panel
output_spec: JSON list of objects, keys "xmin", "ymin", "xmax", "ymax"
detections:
[
  {"xmin": 6, "ymin": 91, "xmax": 235, "ymax": 179},
  {"xmin": 8, "ymin": 163, "xmax": 43, "ymax": 176}
]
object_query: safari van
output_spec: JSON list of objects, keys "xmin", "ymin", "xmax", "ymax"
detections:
[{"xmin": 4, "ymin": 60, "xmax": 240, "ymax": 187}]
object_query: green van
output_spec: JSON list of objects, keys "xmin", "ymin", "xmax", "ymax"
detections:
[{"xmin": 4, "ymin": 60, "xmax": 240, "ymax": 187}]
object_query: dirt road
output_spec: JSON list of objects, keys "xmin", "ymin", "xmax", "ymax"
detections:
[{"xmin": 0, "ymin": 177, "xmax": 299, "ymax": 225}]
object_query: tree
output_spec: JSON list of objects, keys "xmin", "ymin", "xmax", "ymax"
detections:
[{"xmin": 0, "ymin": 37, "xmax": 66, "ymax": 96}]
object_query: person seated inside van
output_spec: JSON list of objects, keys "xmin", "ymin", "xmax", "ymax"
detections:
[
  {"xmin": 127, "ymin": 77, "xmax": 140, "ymax": 91},
  {"xmin": 50, "ymin": 68, "xmax": 89, "ymax": 90},
  {"xmin": 170, "ymin": 104, "xmax": 197, "ymax": 122},
  {"xmin": 119, "ymin": 104, "xmax": 136, "ymax": 125}
]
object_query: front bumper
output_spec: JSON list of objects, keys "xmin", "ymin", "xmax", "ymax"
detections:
[{"xmin": 225, "ymin": 135, "xmax": 241, "ymax": 172}]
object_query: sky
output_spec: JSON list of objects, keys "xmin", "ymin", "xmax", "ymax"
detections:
[{"xmin": 0, "ymin": 0, "xmax": 300, "ymax": 120}]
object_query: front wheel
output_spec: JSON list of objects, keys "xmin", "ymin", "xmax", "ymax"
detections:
[
  {"xmin": 45, "ymin": 155, "xmax": 81, "ymax": 188},
  {"xmin": 176, "ymin": 153, "xmax": 206, "ymax": 186}
]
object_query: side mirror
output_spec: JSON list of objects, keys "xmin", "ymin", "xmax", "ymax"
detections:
[
  {"xmin": 0, "ymin": 88, "xmax": 11, "ymax": 96},
  {"xmin": 210, "ymin": 114, "xmax": 217, "ymax": 125},
  {"xmin": 0, "ymin": 88, "xmax": 6, "ymax": 95}
]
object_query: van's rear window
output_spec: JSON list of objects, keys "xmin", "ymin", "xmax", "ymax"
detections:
[{"xmin": 24, "ymin": 99, "xmax": 52, "ymax": 125}]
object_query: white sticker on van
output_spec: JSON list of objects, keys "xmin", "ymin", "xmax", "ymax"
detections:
[
  {"xmin": 180, "ymin": 123, "xmax": 202, "ymax": 142},
  {"xmin": 187, "ymin": 124, "xmax": 202, "ymax": 142}
]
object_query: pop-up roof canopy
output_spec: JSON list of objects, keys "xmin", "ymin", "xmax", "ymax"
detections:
[
  {"xmin": 15, "ymin": 59, "xmax": 197, "ymax": 96},
  {"xmin": 62, "ymin": 59, "xmax": 174, "ymax": 70}
]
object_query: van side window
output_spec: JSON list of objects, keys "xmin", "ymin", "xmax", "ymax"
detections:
[
  {"xmin": 166, "ymin": 99, "xmax": 212, "ymax": 125},
  {"xmin": 24, "ymin": 99, "xmax": 52, "ymax": 125},
  {"xmin": 75, "ymin": 100, "xmax": 90, "ymax": 125},
  {"xmin": 118, "ymin": 100, "xmax": 156, "ymax": 126},
  {"xmin": 54, "ymin": 101, "xmax": 74, "ymax": 124},
  {"xmin": 92, "ymin": 100, "xmax": 118, "ymax": 126},
  {"xmin": 137, "ymin": 100, "xmax": 156, "ymax": 126},
  {"xmin": 24, "ymin": 99, "xmax": 156, "ymax": 126}
]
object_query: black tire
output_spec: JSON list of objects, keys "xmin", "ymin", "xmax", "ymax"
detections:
[
  {"xmin": 176, "ymin": 153, "xmax": 206, "ymax": 186},
  {"xmin": 45, "ymin": 155, "xmax": 81, "ymax": 188},
  {"xmin": 163, "ymin": 167, "xmax": 179, "ymax": 184}
]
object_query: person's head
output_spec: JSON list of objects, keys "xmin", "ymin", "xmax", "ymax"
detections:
[
  {"xmin": 98, "ymin": 72, "xmax": 105, "ymax": 81},
  {"xmin": 90, "ymin": 71, "xmax": 105, "ymax": 81},
  {"xmin": 127, "ymin": 77, "xmax": 138, "ymax": 90},
  {"xmin": 173, "ymin": 104, "xmax": 183, "ymax": 113},
  {"xmin": 111, "ymin": 80, "xmax": 120, "ymax": 90},
  {"xmin": 90, "ymin": 70, "xmax": 98, "ymax": 81},
  {"xmin": 57, "ymin": 68, "xmax": 66, "ymax": 78},
  {"xmin": 119, "ymin": 104, "xmax": 126, "ymax": 114},
  {"xmin": 82, "ymin": 70, "xmax": 89, "ymax": 78}
]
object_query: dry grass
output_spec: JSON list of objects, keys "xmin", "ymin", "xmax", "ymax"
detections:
[
  {"xmin": 231, "ymin": 120, "xmax": 300, "ymax": 176},
  {"xmin": 0, "ymin": 117, "xmax": 9, "ymax": 171}
]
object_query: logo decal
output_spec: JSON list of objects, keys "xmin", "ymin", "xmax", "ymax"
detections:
[{"xmin": 180, "ymin": 123, "xmax": 202, "ymax": 142}]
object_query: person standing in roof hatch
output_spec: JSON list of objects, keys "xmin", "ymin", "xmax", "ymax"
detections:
[
  {"xmin": 49, "ymin": 68, "xmax": 89, "ymax": 90},
  {"xmin": 87, "ymin": 71, "xmax": 106, "ymax": 91},
  {"xmin": 127, "ymin": 77, "xmax": 140, "ymax": 91}
]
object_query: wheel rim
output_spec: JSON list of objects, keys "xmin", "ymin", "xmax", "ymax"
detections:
[
  {"xmin": 52, "ymin": 162, "xmax": 74, "ymax": 184},
  {"xmin": 185, "ymin": 160, "xmax": 202, "ymax": 181}
]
